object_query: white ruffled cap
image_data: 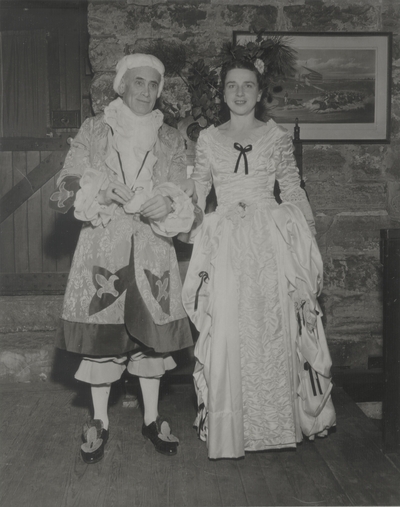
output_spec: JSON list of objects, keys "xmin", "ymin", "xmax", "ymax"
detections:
[{"xmin": 113, "ymin": 53, "xmax": 165, "ymax": 97}]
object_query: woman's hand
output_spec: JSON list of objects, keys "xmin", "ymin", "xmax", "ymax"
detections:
[
  {"xmin": 98, "ymin": 181, "xmax": 134, "ymax": 206},
  {"xmin": 179, "ymin": 178, "xmax": 198, "ymax": 203},
  {"xmin": 140, "ymin": 195, "xmax": 172, "ymax": 220}
]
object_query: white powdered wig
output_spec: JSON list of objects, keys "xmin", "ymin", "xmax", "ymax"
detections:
[{"xmin": 113, "ymin": 53, "xmax": 165, "ymax": 97}]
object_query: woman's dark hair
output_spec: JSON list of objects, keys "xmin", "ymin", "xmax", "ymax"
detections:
[{"xmin": 219, "ymin": 59, "xmax": 268, "ymax": 122}]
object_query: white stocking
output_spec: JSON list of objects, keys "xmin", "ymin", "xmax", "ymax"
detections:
[
  {"xmin": 139, "ymin": 377, "xmax": 160, "ymax": 426},
  {"xmin": 91, "ymin": 383, "xmax": 111, "ymax": 430}
]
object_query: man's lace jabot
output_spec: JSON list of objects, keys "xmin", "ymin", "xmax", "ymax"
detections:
[
  {"xmin": 104, "ymin": 97, "xmax": 163, "ymax": 151},
  {"xmin": 103, "ymin": 98, "xmax": 163, "ymax": 186}
]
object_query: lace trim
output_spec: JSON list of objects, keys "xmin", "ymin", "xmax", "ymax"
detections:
[
  {"xmin": 285, "ymin": 188, "xmax": 308, "ymax": 203},
  {"xmin": 210, "ymin": 120, "xmax": 275, "ymax": 148},
  {"xmin": 74, "ymin": 168, "xmax": 115, "ymax": 226}
]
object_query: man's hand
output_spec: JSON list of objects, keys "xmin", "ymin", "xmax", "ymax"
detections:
[
  {"xmin": 98, "ymin": 181, "xmax": 134, "ymax": 206},
  {"xmin": 140, "ymin": 195, "xmax": 171, "ymax": 220},
  {"xmin": 179, "ymin": 179, "xmax": 197, "ymax": 203}
]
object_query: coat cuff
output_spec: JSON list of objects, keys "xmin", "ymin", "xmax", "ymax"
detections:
[{"xmin": 49, "ymin": 176, "xmax": 81, "ymax": 214}]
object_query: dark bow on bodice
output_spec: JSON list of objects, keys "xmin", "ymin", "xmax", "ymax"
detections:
[{"xmin": 233, "ymin": 143, "xmax": 252, "ymax": 175}]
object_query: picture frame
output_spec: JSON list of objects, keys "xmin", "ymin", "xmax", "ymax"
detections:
[{"xmin": 233, "ymin": 32, "xmax": 392, "ymax": 143}]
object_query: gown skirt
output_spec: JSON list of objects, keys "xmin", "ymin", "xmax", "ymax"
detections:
[{"xmin": 182, "ymin": 196, "xmax": 335, "ymax": 459}]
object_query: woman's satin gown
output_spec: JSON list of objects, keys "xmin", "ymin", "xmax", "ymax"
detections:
[{"xmin": 182, "ymin": 121, "xmax": 336, "ymax": 459}]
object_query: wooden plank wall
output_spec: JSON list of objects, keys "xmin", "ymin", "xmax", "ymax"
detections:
[
  {"xmin": 0, "ymin": 2, "xmax": 91, "ymax": 294},
  {"xmin": 0, "ymin": 150, "xmax": 81, "ymax": 276},
  {"xmin": 0, "ymin": 151, "xmax": 14, "ymax": 274}
]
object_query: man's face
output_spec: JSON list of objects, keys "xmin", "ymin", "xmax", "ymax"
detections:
[{"xmin": 122, "ymin": 66, "xmax": 161, "ymax": 116}]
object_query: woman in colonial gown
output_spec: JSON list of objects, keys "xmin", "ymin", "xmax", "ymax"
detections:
[{"xmin": 181, "ymin": 59, "xmax": 336, "ymax": 460}]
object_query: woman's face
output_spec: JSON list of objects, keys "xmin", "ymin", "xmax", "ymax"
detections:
[{"xmin": 223, "ymin": 68, "xmax": 262, "ymax": 117}]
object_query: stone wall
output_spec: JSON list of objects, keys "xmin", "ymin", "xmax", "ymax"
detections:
[{"xmin": 87, "ymin": 0, "xmax": 400, "ymax": 370}]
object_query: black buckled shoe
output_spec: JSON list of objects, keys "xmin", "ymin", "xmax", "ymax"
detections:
[
  {"xmin": 81, "ymin": 419, "xmax": 109, "ymax": 464},
  {"xmin": 142, "ymin": 417, "xmax": 179, "ymax": 456}
]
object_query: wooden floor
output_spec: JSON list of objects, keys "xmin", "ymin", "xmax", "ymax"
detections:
[{"xmin": 1, "ymin": 379, "xmax": 399, "ymax": 507}]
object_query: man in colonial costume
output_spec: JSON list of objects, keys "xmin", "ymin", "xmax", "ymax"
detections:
[{"xmin": 50, "ymin": 53, "xmax": 194, "ymax": 463}]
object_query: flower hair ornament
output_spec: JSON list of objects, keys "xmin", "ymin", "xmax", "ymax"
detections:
[{"xmin": 254, "ymin": 58, "xmax": 265, "ymax": 75}]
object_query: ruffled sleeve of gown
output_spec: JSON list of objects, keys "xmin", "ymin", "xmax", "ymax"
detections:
[{"xmin": 274, "ymin": 130, "xmax": 316, "ymax": 236}]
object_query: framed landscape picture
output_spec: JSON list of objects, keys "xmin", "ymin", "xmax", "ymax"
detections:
[{"xmin": 233, "ymin": 32, "xmax": 392, "ymax": 143}]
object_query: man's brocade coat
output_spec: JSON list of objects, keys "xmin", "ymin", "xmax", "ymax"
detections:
[{"xmin": 53, "ymin": 114, "xmax": 193, "ymax": 357}]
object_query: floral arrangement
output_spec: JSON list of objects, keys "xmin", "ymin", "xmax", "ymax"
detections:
[{"xmin": 141, "ymin": 33, "xmax": 297, "ymax": 139}]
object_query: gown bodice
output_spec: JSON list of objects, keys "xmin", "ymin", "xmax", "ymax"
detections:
[
  {"xmin": 207, "ymin": 123, "xmax": 278, "ymax": 206},
  {"xmin": 192, "ymin": 120, "xmax": 308, "ymax": 213}
]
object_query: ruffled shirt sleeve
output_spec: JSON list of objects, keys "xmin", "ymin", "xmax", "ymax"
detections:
[
  {"xmin": 74, "ymin": 168, "xmax": 116, "ymax": 226},
  {"xmin": 274, "ymin": 130, "xmax": 316, "ymax": 235},
  {"xmin": 55, "ymin": 117, "xmax": 117, "ymax": 226},
  {"xmin": 150, "ymin": 182, "xmax": 195, "ymax": 237},
  {"xmin": 49, "ymin": 119, "xmax": 95, "ymax": 215}
]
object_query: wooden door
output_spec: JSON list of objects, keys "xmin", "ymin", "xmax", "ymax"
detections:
[{"xmin": 0, "ymin": 0, "xmax": 92, "ymax": 295}]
